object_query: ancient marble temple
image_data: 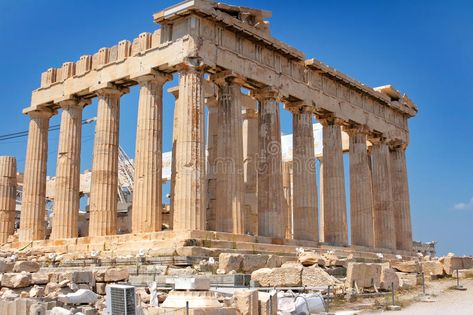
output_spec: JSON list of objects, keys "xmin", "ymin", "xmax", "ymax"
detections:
[{"xmin": 1, "ymin": 0, "xmax": 417, "ymax": 254}]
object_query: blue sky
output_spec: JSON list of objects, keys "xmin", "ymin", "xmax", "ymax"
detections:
[{"xmin": 0, "ymin": 0, "xmax": 472, "ymax": 255}]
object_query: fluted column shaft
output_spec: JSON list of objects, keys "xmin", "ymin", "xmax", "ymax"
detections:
[
  {"xmin": 318, "ymin": 158, "xmax": 324, "ymax": 242},
  {"xmin": 282, "ymin": 161, "xmax": 292, "ymax": 239},
  {"xmin": 292, "ymin": 108, "xmax": 318, "ymax": 241},
  {"xmin": 256, "ymin": 89, "xmax": 284, "ymax": 240},
  {"xmin": 51, "ymin": 100, "xmax": 85, "ymax": 239},
  {"xmin": 347, "ymin": 127, "xmax": 374, "ymax": 247},
  {"xmin": 214, "ymin": 77, "xmax": 245, "ymax": 234},
  {"xmin": 319, "ymin": 117, "xmax": 347, "ymax": 246},
  {"xmin": 242, "ymin": 109, "xmax": 258, "ymax": 235},
  {"xmin": 132, "ymin": 73, "xmax": 170, "ymax": 233},
  {"xmin": 206, "ymin": 102, "xmax": 218, "ymax": 231},
  {"xmin": 371, "ymin": 138, "xmax": 396, "ymax": 250},
  {"xmin": 169, "ymin": 87, "xmax": 180, "ymax": 230},
  {"xmin": 390, "ymin": 144, "xmax": 412, "ymax": 251},
  {"xmin": 19, "ymin": 110, "xmax": 53, "ymax": 242},
  {"xmin": 173, "ymin": 66, "xmax": 206, "ymax": 230},
  {"xmin": 0, "ymin": 157, "xmax": 17, "ymax": 243},
  {"xmin": 89, "ymin": 88, "xmax": 124, "ymax": 237}
]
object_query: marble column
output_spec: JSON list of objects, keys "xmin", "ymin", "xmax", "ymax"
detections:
[
  {"xmin": 206, "ymin": 99, "xmax": 218, "ymax": 231},
  {"xmin": 390, "ymin": 143, "xmax": 412, "ymax": 251},
  {"xmin": 132, "ymin": 72, "xmax": 171, "ymax": 233},
  {"xmin": 242, "ymin": 108, "xmax": 258, "ymax": 235},
  {"xmin": 318, "ymin": 157, "xmax": 324, "ymax": 243},
  {"xmin": 0, "ymin": 156, "xmax": 17, "ymax": 243},
  {"xmin": 255, "ymin": 89, "xmax": 284, "ymax": 240},
  {"xmin": 282, "ymin": 161, "xmax": 293, "ymax": 239},
  {"xmin": 89, "ymin": 87, "xmax": 125, "ymax": 237},
  {"xmin": 292, "ymin": 107, "xmax": 318, "ymax": 242},
  {"xmin": 51, "ymin": 99, "xmax": 87, "ymax": 240},
  {"xmin": 19, "ymin": 109, "xmax": 53, "ymax": 242},
  {"xmin": 168, "ymin": 86, "xmax": 180, "ymax": 230},
  {"xmin": 319, "ymin": 116, "xmax": 347, "ymax": 246},
  {"xmin": 370, "ymin": 137, "xmax": 396, "ymax": 250},
  {"xmin": 173, "ymin": 64, "xmax": 206, "ymax": 231},
  {"xmin": 346, "ymin": 126, "xmax": 374, "ymax": 248},
  {"xmin": 213, "ymin": 74, "xmax": 245, "ymax": 234}
]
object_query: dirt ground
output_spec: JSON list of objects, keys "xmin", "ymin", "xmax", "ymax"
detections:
[{"xmin": 333, "ymin": 278, "xmax": 473, "ymax": 315}]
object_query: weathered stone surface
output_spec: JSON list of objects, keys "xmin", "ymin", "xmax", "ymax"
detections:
[
  {"xmin": 390, "ymin": 260, "xmax": 419, "ymax": 273},
  {"xmin": 440, "ymin": 256, "xmax": 472, "ymax": 275},
  {"xmin": 219, "ymin": 253, "xmax": 243, "ymax": 273},
  {"xmin": 380, "ymin": 267, "xmax": 400, "ymax": 291},
  {"xmin": 396, "ymin": 272, "xmax": 418, "ymax": 288},
  {"xmin": 167, "ymin": 267, "xmax": 196, "ymax": 276},
  {"xmin": 298, "ymin": 252, "xmax": 324, "ymax": 267},
  {"xmin": 301, "ymin": 266, "xmax": 338, "ymax": 287},
  {"xmin": 270, "ymin": 266, "xmax": 302, "ymax": 287},
  {"xmin": 1, "ymin": 272, "xmax": 32, "ymax": 288},
  {"xmin": 0, "ymin": 260, "xmax": 14, "ymax": 273},
  {"xmin": 32, "ymin": 272, "xmax": 50, "ymax": 285},
  {"xmin": 29, "ymin": 285, "xmax": 45, "ymax": 298},
  {"xmin": 58, "ymin": 289, "xmax": 98, "ymax": 305},
  {"xmin": 95, "ymin": 282, "xmax": 106, "ymax": 295},
  {"xmin": 241, "ymin": 254, "xmax": 269, "ymax": 273},
  {"xmin": 13, "ymin": 261, "xmax": 40, "ymax": 273},
  {"xmin": 50, "ymin": 307, "xmax": 73, "ymax": 315},
  {"xmin": 233, "ymin": 289, "xmax": 258, "ymax": 315},
  {"xmin": 251, "ymin": 268, "xmax": 272, "ymax": 287},
  {"xmin": 422, "ymin": 261, "xmax": 444, "ymax": 277},
  {"xmin": 346, "ymin": 263, "xmax": 381, "ymax": 289},
  {"xmin": 103, "ymin": 267, "xmax": 129, "ymax": 282}
]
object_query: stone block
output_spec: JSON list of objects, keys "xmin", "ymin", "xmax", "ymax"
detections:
[
  {"xmin": 301, "ymin": 266, "xmax": 337, "ymax": 287},
  {"xmin": 440, "ymin": 256, "xmax": 472, "ymax": 275},
  {"xmin": 103, "ymin": 267, "xmax": 129, "ymax": 282},
  {"xmin": 251, "ymin": 268, "xmax": 272, "ymax": 287},
  {"xmin": 346, "ymin": 263, "xmax": 382, "ymax": 289},
  {"xmin": 233, "ymin": 289, "xmax": 258, "ymax": 315},
  {"xmin": 58, "ymin": 289, "xmax": 98, "ymax": 305},
  {"xmin": 13, "ymin": 261, "xmax": 40, "ymax": 273},
  {"xmin": 380, "ymin": 267, "xmax": 399, "ymax": 291},
  {"xmin": 270, "ymin": 266, "xmax": 302, "ymax": 287},
  {"xmin": 298, "ymin": 252, "xmax": 325, "ymax": 267},
  {"xmin": 29, "ymin": 285, "xmax": 45, "ymax": 298},
  {"xmin": 396, "ymin": 272, "xmax": 418, "ymax": 288},
  {"xmin": 32, "ymin": 272, "xmax": 50, "ymax": 285},
  {"xmin": 390, "ymin": 260, "xmax": 420, "ymax": 273},
  {"xmin": 422, "ymin": 261, "xmax": 444, "ymax": 277},
  {"xmin": 219, "ymin": 253, "xmax": 243, "ymax": 273},
  {"xmin": 0, "ymin": 260, "xmax": 14, "ymax": 273},
  {"xmin": 1, "ymin": 272, "xmax": 32, "ymax": 288},
  {"xmin": 241, "ymin": 254, "xmax": 269, "ymax": 273},
  {"xmin": 266, "ymin": 255, "xmax": 281, "ymax": 268},
  {"xmin": 95, "ymin": 282, "xmax": 106, "ymax": 295},
  {"xmin": 29, "ymin": 303, "xmax": 47, "ymax": 315}
]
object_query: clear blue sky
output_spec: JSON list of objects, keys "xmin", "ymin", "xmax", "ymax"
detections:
[{"xmin": 0, "ymin": 0, "xmax": 472, "ymax": 256}]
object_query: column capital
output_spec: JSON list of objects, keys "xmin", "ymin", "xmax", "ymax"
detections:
[
  {"xmin": 388, "ymin": 139, "xmax": 408, "ymax": 151},
  {"xmin": 167, "ymin": 86, "xmax": 179, "ymax": 99},
  {"xmin": 317, "ymin": 114, "xmax": 344, "ymax": 127},
  {"xmin": 176, "ymin": 57, "xmax": 205, "ymax": 73},
  {"xmin": 27, "ymin": 108, "xmax": 55, "ymax": 120},
  {"xmin": 343, "ymin": 123, "xmax": 370, "ymax": 136},
  {"xmin": 251, "ymin": 87, "xmax": 280, "ymax": 102},
  {"xmin": 284, "ymin": 102, "xmax": 312, "ymax": 114},
  {"xmin": 131, "ymin": 70, "xmax": 172, "ymax": 85},
  {"xmin": 368, "ymin": 134, "xmax": 388, "ymax": 145},
  {"xmin": 91, "ymin": 83, "xmax": 129, "ymax": 97},
  {"xmin": 210, "ymin": 70, "xmax": 245, "ymax": 87},
  {"xmin": 56, "ymin": 97, "xmax": 91, "ymax": 110}
]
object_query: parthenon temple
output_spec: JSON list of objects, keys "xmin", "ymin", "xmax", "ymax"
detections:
[{"xmin": 0, "ymin": 0, "xmax": 417, "ymax": 256}]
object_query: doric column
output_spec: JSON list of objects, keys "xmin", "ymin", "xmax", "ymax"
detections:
[
  {"xmin": 318, "ymin": 116, "xmax": 347, "ymax": 246},
  {"xmin": 282, "ymin": 161, "xmax": 293, "ymax": 239},
  {"xmin": 0, "ymin": 156, "xmax": 17, "ymax": 243},
  {"xmin": 173, "ymin": 62, "xmax": 206, "ymax": 231},
  {"xmin": 51, "ymin": 99, "xmax": 88, "ymax": 240},
  {"xmin": 212, "ymin": 73, "xmax": 245, "ymax": 234},
  {"xmin": 255, "ymin": 88, "xmax": 284, "ymax": 240},
  {"xmin": 206, "ymin": 98, "xmax": 218, "ymax": 231},
  {"xmin": 89, "ymin": 87, "xmax": 126, "ymax": 237},
  {"xmin": 19, "ymin": 109, "xmax": 53, "ymax": 242},
  {"xmin": 390, "ymin": 142, "xmax": 412, "ymax": 251},
  {"xmin": 168, "ymin": 86, "xmax": 180, "ymax": 230},
  {"xmin": 346, "ymin": 125, "xmax": 374, "ymax": 248},
  {"xmin": 318, "ymin": 157, "xmax": 324, "ymax": 242},
  {"xmin": 370, "ymin": 136, "xmax": 396, "ymax": 250},
  {"xmin": 242, "ymin": 108, "xmax": 258, "ymax": 235},
  {"xmin": 132, "ymin": 72, "xmax": 171, "ymax": 233},
  {"xmin": 291, "ymin": 106, "xmax": 318, "ymax": 242}
]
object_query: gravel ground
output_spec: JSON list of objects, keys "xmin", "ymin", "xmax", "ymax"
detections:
[{"xmin": 366, "ymin": 278, "xmax": 473, "ymax": 315}]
